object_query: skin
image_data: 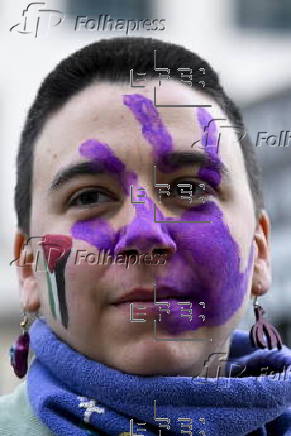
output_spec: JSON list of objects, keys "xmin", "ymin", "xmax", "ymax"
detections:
[{"xmin": 14, "ymin": 80, "xmax": 272, "ymax": 377}]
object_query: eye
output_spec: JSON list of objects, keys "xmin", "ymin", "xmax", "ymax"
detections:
[
  {"xmin": 68, "ymin": 188, "xmax": 116, "ymax": 208},
  {"xmin": 161, "ymin": 179, "xmax": 216, "ymax": 205},
  {"xmin": 172, "ymin": 180, "xmax": 210, "ymax": 197}
]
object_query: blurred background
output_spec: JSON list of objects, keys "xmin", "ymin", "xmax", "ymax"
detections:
[{"xmin": 1, "ymin": 0, "xmax": 290, "ymax": 394}]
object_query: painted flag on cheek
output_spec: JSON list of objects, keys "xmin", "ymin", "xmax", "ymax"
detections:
[{"xmin": 40, "ymin": 235, "xmax": 72, "ymax": 329}]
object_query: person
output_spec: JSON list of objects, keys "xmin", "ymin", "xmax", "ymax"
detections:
[{"xmin": 0, "ymin": 37, "xmax": 290, "ymax": 436}]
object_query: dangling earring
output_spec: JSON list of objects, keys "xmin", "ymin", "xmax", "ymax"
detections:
[
  {"xmin": 249, "ymin": 295, "xmax": 283, "ymax": 350},
  {"xmin": 9, "ymin": 310, "xmax": 30, "ymax": 378}
]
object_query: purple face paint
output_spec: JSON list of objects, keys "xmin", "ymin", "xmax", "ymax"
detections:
[
  {"xmin": 72, "ymin": 139, "xmax": 138, "ymax": 254},
  {"xmin": 71, "ymin": 175, "xmax": 253, "ymax": 336},
  {"xmin": 72, "ymin": 218, "xmax": 116, "ymax": 255},
  {"xmin": 78, "ymin": 139, "xmax": 134, "ymax": 195},
  {"xmin": 123, "ymin": 94, "xmax": 172, "ymax": 156},
  {"xmin": 156, "ymin": 203, "xmax": 254, "ymax": 335},
  {"xmin": 70, "ymin": 94, "xmax": 253, "ymax": 338},
  {"xmin": 72, "ymin": 142, "xmax": 174, "ymax": 256},
  {"xmin": 123, "ymin": 94, "xmax": 176, "ymax": 172},
  {"xmin": 196, "ymin": 107, "xmax": 221, "ymax": 188},
  {"xmin": 123, "ymin": 95, "xmax": 222, "ymax": 191},
  {"xmin": 196, "ymin": 107, "xmax": 218, "ymax": 153}
]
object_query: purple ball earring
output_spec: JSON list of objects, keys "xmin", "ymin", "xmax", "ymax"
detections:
[
  {"xmin": 9, "ymin": 310, "xmax": 30, "ymax": 378},
  {"xmin": 249, "ymin": 296, "xmax": 283, "ymax": 350}
]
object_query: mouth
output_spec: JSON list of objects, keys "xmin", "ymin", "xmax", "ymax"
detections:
[{"xmin": 111, "ymin": 287, "xmax": 193, "ymax": 305}]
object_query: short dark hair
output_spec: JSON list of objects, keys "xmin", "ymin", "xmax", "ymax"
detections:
[{"xmin": 15, "ymin": 37, "xmax": 264, "ymax": 236}]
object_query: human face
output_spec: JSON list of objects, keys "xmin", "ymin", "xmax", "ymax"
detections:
[{"xmin": 25, "ymin": 80, "xmax": 257, "ymax": 376}]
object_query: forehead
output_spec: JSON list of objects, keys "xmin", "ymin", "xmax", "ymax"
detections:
[{"xmin": 33, "ymin": 80, "xmax": 245, "ymax": 186}]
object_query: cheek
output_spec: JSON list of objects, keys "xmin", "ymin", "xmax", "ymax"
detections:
[
  {"xmin": 57, "ymin": 243, "xmax": 111, "ymax": 328},
  {"xmin": 71, "ymin": 217, "xmax": 116, "ymax": 254},
  {"xmin": 65, "ymin": 242, "xmax": 111, "ymax": 294},
  {"xmin": 156, "ymin": 201, "xmax": 254, "ymax": 335},
  {"xmin": 223, "ymin": 189, "xmax": 255, "ymax": 263},
  {"xmin": 39, "ymin": 234, "xmax": 112, "ymax": 330},
  {"xmin": 64, "ymin": 260, "xmax": 97, "ymax": 318}
]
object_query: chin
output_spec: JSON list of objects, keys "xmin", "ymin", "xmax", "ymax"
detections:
[{"xmin": 111, "ymin": 341, "xmax": 204, "ymax": 377}]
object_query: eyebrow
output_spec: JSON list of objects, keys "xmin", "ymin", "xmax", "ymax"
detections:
[
  {"xmin": 48, "ymin": 161, "xmax": 108, "ymax": 193},
  {"xmin": 49, "ymin": 150, "xmax": 230, "ymax": 193},
  {"xmin": 160, "ymin": 150, "xmax": 230, "ymax": 179}
]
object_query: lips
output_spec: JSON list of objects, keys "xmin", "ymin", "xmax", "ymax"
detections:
[{"xmin": 111, "ymin": 287, "xmax": 193, "ymax": 305}]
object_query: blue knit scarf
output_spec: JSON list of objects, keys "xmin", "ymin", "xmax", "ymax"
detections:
[{"xmin": 27, "ymin": 318, "xmax": 291, "ymax": 436}]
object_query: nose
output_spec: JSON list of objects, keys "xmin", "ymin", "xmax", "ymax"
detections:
[{"xmin": 114, "ymin": 223, "xmax": 176, "ymax": 261}]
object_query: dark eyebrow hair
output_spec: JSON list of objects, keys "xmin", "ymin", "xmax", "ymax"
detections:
[
  {"xmin": 160, "ymin": 150, "xmax": 230, "ymax": 179},
  {"xmin": 49, "ymin": 150, "xmax": 230, "ymax": 194},
  {"xmin": 48, "ymin": 161, "xmax": 106, "ymax": 193}
]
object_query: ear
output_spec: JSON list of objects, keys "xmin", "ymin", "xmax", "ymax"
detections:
[
  {"xmin": 251, "ymin": 210, "xmax": 271, "ymax": 298},
  {"xmin": 14, "ymin": 231, "xmax": 41, "ymax": 313}
]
